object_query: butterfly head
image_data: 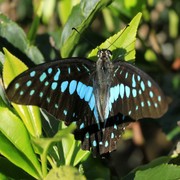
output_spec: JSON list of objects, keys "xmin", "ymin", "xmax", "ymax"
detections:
[{"xmin": 97, "ymin": 49, "xmax": 112, "ymax": 61}]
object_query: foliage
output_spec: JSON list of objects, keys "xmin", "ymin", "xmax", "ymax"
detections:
[{"xmin": 0, "ymin": 0, "xmax": 180, "ymax": 179}]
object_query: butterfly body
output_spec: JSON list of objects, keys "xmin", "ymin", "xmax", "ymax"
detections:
[
  {"xmin": 94, "ymin": 49, "xmax": 114, "ymax": 122},
  {"xmin": 6, "ymin": 49, "xmax": 168, "ymax": 157}
]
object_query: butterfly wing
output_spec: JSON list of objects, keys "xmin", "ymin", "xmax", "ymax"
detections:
[
  {"xmin": 109, "ymin": 61, "xmax": 168, "ymax": 120},
  {"xmin": 6, "ymin": 57, "xmax": 134, "ymax": 157},
  {"xmin": 6, "ymin": 58, "xmax": 96, "ymax": 124},
  {"xmin": 75, "ymin": 113, "xmax": 133, "ymax": 157},
  {"xmin": 6, "ymin": 56, "xmax": 168, "ymax": 157}
]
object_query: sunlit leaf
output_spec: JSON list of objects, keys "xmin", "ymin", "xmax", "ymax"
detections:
[
  {"xmin": 60, "ymin": 0, "xmax": 113, "ymax": 57},
  {"xmin": 3, "ymin": 49, "xmax": 42, "ymax": 137},
  {"xmin": 0, "ymin": 102, "xmax": 42, "ymax": 179},
  {"xmin": 88, "ymin": 12, "xmax": 142, "ymax": 62}
]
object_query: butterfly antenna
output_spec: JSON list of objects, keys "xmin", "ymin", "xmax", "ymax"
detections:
[
  {"xmin": 107, "ymin": 24, "xmax": 129, "ymax": 49},
  {"xmin": 72, "ymin": 27, "xmax": 100, "ymax": 50}
]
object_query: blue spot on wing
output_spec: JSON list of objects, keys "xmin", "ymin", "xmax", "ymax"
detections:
[
  {"xmin": 20, "ymin": 91, "xmax": 24, "ymax": 95},
  {"xmin": 39, "ymin": 92, "xmax": 43, "ymax": 97},
  {"xmin": 119, "ymin": 84, "xmax": 124, "ymax": 99},
  {"xmin": 147, "ymin": 80, "xmax": 152, "ymax": 87},
  {"xmin": 61, "ymin": 81, "xmax": 68, "ymax": 92},
  {"xmin": 132, "ymin": 89, "xmax": 137, "ymax": 97},
  {"xmin": 132, "ymin": 74, "xmax": 136, "ymax": 87},
  {"xmin": 125, "ymin": 86, "xmax": 130, "ymax": 98},
  {"xmin": 80, "ymin": 122, "xmax": 85, "ymax": 129},
  {"xmin": 30, "ymin": 71, "xmax": 36, "ymax": 77},
  {"xmin": 158, "ymin": 96, "xmax": 161, "ymax": 102},
  {"xmin": 54, "ymin": 68, "xmax": 61, "ymax": 81},
  {"xmin": 69, "ymin": 80, "xmax": 77, "ymax": 95},
  {"xmin": 85, "ymin": 86, "xmax": 93, "ymax": 101},
  {"xmin": 39, "ymin": 72, "xmax": 47, "ymax": 82},
  {"xmin": 77, "ymin": 82, "xmax": 83, "ymax": 95},
  {"xmin": 76, "ymin": 81, "xmax": 100, "ymax": 129},
  {"xmin": 79, "ymin": 84, "xmax": 87, "ymax": 99},
  {"xmin": 30, "ymin": 90, "xmax": 35, "ymax": 96},
  {"xmin": 63, "ymin": 110, "xmax": 67, "ymax": 115},
  {"xmin": 26, "ymin": 80, "xmax": 32, "ymax": 87},
  {"xmin": 15, "ymin": 83, "xmax": 20, "ymax": 89},
  {"xmin": 140, "ymin": 81, "xmax": 145, "ymax": 91},
  {"xmin": 149, "ymin": 91, "xmax": 154, "ymax": 98},
  {"xmin": 48, "ymin": 68, "xmax": 53, "ymax": 74},
  {"xmin": 88, "ymin": 94, "xmax": 95, "ymax": 110},
  {"xmin": 51, "ymin": 82, "xmax": 58, "ymax": 90},
  {"xmin": 110, "ymin": 85, "xmax": 119, "ymax": 103},
  {"xmin": 93, "ymin": 140, "xmax": 97, "ymax": 147},
  {"xmin": 45, "ymin": 81, "xmax": 49, "ymax": 86}
]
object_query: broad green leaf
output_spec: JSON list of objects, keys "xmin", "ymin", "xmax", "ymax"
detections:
[
  {"xmin": 122, "ymin": 156, "xmax": 173, "ymax": 180},
  {"xmin": 72, "ymin": 145, "xmax": 90, "ymax": 167},
  {"xmin": 135, "ymin": 164, "xmax": 180, "ymax": 180},
  {"xmin": 44, "ymin": 166, "xmax": 86, "ymax": 180},
  {"xmin": 3, "ymin": 48, "xmax": 42, "ymax": 137},
  {"xmin": 61, "ymin": 134, "xmax": 89, "ymax": 166},
  {"xmin": 57, "ymin": 0, "xmax": 75, "ymax": 26},
  {"xmin": 0, "ymin": 14, "xmax": 44, "ymax": 64},
  {"xmin": 0, "ymin": 157, "xmax": 35, "ymax": 179},
  {"xmin": 60, "ymin": 0, "xmax": 114, "ymax": 57},
  {"xmin": 0, "ymin": 104, "xmax": 42, "ymax": 179},
  {"xmin": 88, "ymin": 12, "xmax": 142, "ymax": 62}
]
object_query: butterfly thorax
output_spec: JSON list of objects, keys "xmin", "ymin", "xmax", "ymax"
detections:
[{"xmin": 94, "ymin": 49, "xmax": 114, "ymax": 122}]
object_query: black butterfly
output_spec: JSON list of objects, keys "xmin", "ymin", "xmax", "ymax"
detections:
[{"xmin": 6, "ymin": 49, "xmax": 168, "ymax": 157}]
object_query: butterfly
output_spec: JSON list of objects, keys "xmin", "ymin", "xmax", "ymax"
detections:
[{"xmin": 6, "ymin": 48, "xmax": 168, "ymax": 157}]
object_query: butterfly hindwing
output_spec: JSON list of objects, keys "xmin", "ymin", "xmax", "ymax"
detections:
[
  {"xmin": 6, "ymin": 58, "xmax": 96, "ymax": 124},
  {"xmin": 74, "ymin": 112, "xmax": 133, "ymax": 156},
  {"xmin": 109, "ymin": 61, "xmax": 168, "ymax": 120}
]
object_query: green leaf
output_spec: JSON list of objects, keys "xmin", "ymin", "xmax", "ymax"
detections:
[
  {"xmin": 57, "ymin": 0, "xmax": 74, "ymax": 25},
  {"xmin": 3, "ymin": 48, "xmax": 42, "ymax": 137},
  {"xmin": 0, "ymin": 157, "xmax": 35, "ymax": 179},
  {"xmin": 32, "ymin": 123, "xmax": 76, "ymax": 175},
  {"xmin": 0, "ymin": 103, "xmax": 42, "ymax": 179},
  {"xmin": 60, "ymin": 0, "xmax": 114, "ymax": 57},
  {"xmin": 122, "ymin": 156, "xmax": 173, "ymax": 180},
  {"xmin": 60, "ymin": 134, "xmax": 90, "ymax": 166},
  {"xmin": 41, "ymin": 0, "xmax": 56, "ymax": 24},
  {"xmin": 32, "ymin": 123, "xmax": 76, "ymax": 155},
  {"xmin": 72, "ymin": 145, "xmax": 90, "ymax": 167},
  {"xmin": 0, "ymin": 14, "xmax": 44, "ymax": 64},
  {"xmin": 44, "ymin": 166, "xmax": 86, "ymax": 180},
  {"xmin": 58, "ymin": 122, "xmax": 90, "ymax": 166},
  {"xmin": 88, "ymin": 12, "xmax": 142, "ymax": 62},
  {"xmin": 135, "ymin": 164, "xmax": 180, "ymax": 180}
]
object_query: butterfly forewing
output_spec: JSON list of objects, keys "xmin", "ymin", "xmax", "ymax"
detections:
[
  {"xmin": 6, "ymin": 58, "xmax": 95, "ymax": 123},
  {"xmin": 109, "ymin": 61, "xmax": 168, "ymax": 120}
]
